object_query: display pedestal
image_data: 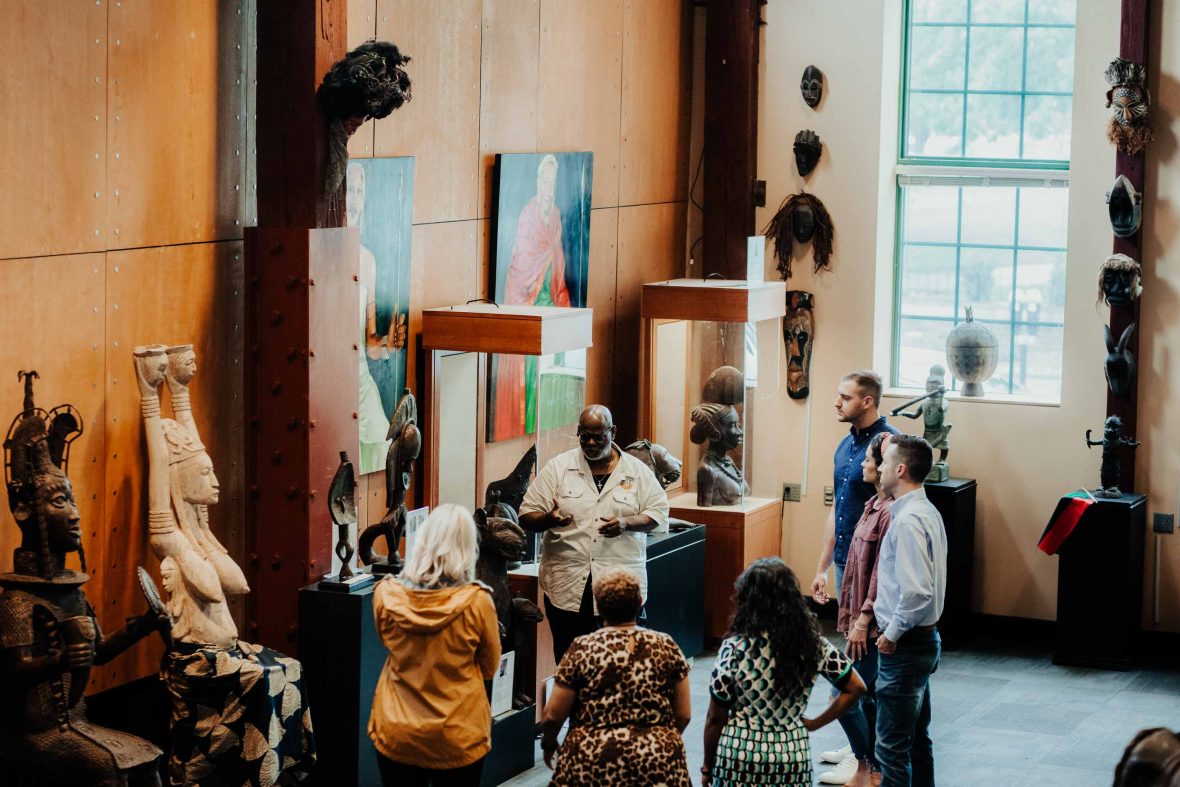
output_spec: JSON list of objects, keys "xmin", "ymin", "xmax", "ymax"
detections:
[
  {"xmin": 924, "ymin": 477, "xmax": 976, "ymax": 648},
  {"xmin": 482, "ymin": 705, "xmax": 536, "ymax": 787},
  {"xmin": 508, "ymin": 525, "xmax": 707, "ymax": 721},
  {"xmin": 668, "ymin": 493, "xmax": 782, "ymax": 640},
  {"xmin": 1053, "ymin": 492, "xmax": 1145, "ymax": 670}
]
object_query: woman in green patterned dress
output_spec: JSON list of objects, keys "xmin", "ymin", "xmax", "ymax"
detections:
[{"xmin": 701, "ymin": 558, "xmax": 866, "ymax": 786}]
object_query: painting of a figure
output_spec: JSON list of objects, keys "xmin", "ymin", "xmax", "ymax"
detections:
[
  {"xmin": 488, "ymin": 152, "xmax": 593, "ymax": 442},
  {"xmin": 347, "ymin": 157, "xmax": 415, "ymax": 474}
]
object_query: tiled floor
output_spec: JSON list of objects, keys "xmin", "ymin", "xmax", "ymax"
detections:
[{"xmin": 500, "ymin": 627, "xmax": 1180, "ymax": 786}]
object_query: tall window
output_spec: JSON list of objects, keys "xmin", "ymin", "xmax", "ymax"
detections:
[{"xmin": 893, "ymin": 0, "xmax": 1076, "ymax": 398}]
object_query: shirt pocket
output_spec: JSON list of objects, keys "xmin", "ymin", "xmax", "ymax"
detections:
[{"xmin": 610, "ymin": 487, "xmax": 640, "ymax": 514}]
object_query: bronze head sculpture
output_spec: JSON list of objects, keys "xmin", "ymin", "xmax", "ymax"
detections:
[
  {"xmin": 794, "ymin": 130, "xmax": 822, "ymax": 177},
  {"xmin": 690, "ymin": 402, "xmax": 748, "ymax": 507},
  {"xmin": 763, "ymin": 191, "xmax": 834, "ymax": 280},
  {"xmin": 359, "ymin": 388, "xmax": 421, "ymax": 574},
  {"xmin": 784, "ymin": 290, "xmax": 815, "ymax": 400},
  {"xmin": 801, "ymin": 65, "xmax": 824, "ymax": 108},
  {"xmin": 624, "ymin": 440, "xmax": 683, "ymax": 489},
  {"xmin": 1097, "ymin": 254, "xmax": 1143, "ymax": 309},
  {"xmin": 1, "ymin": 371, "xmax": 164, "ymax": 786},
  {"xmin": 1104, "ymin": 57, "xmax": 1154, "ymax": 155}
]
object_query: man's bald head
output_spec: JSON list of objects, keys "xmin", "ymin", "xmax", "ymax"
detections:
[{"xmin": 577, "ymin": 405, "xmax": 616, "ymax": 463}]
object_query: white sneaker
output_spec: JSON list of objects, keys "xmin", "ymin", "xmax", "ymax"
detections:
[
  {"xmin": 820, "ymin": 744, "xmax": 853, "ymax": 764},
  {"xmin": 818, "ymin": 754, "xmax": 859, "ymax": 785}
]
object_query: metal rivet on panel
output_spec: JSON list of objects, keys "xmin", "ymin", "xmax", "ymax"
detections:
[
  {"xmin": 270, "ymin": 380, "xmax": 282, "ymax": 394},
  {"xmin": 270, "ymin": 450, "xmax": 282, "ymax": 465}
]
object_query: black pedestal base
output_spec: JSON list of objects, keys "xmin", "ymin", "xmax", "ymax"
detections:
[
  {"xmin": 925, "ymin": 477, "xmax": 977, "ymax": 648},
  {"xmin": 482, "ymin": 705, "xmax": 536, "ymax": 787}
]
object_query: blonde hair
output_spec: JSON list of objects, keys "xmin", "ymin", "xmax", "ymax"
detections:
[{"xmin": 399, "ymin": 503, "xmax": 479, "ymax": 589}]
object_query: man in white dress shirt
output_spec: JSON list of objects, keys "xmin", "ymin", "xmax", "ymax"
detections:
[
  {"xmin": 873, "ymin": 434, "xmax": 947, "ymax": 787},
  {"xmin": 519, "ymin": 405, "xmax": 670, "ymax": 662}
]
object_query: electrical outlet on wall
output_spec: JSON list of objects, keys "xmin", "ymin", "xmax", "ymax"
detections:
[
  {"xmin": 823, "ymin": 486, "xmax": 834, "ymax": 506},
  {"xmin": 1154, "ymin": 513, "xmax": 1175, "ymax": 533},
  {"xmin": 782, "ymin": 482, "xmax": 801, "ymax": 502}
]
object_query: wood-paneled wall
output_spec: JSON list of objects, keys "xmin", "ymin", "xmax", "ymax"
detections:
[
  {"xmin": 0, "ymin": 1, "xmax": 250, "ymax": 692},
  {"xmin": 348, "ymin": 0, "xmax": 693, "ymax": 525},
  {"xmin": 0, "ymin": 0, "xmax": 690, "ymax": 692}
]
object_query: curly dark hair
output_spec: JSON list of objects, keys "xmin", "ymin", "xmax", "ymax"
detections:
[
  {"xmin": 762, "ymin": 192, "xmax": 834, "ymax": 280},
  {"xmin": 728, "ymin": 557, "xmax": 822, "ymax": 695},
  {"xmin": 1114, "ymin": 727, "xmax": 1180, "ymax": 786},
  {"xmin": 318, "ymin": 40, "xmax": 412, "ymax": 120},
  {"xmin": 592, "ymin": 568, "xmax": 643, "ymax": 624}
]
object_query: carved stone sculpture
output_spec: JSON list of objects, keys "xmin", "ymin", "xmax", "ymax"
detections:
[
  {"xmin": 1097, "ymin": 254, "xmax": 1143, "ymax": 309},
  {"xmin": 1086, "ymin": 415, "xmax": 1139, "ymax": 498},
  {"xmin": 473, "ymin": 497, "xmax": 543, "ymax": 708},
  {"xmin": 1107, "ymin": 175, "xmax": 1143, "ymax": 238},
  {"xmin": 801, "ymin": 65, "xmax": 824, "ymax": 108},
  {"xmin": 358, "ymin": 389, "xmax": 420, "ymax": 574},
  {"xmin": 0, "ymin": 371, "xmax": 164, "ymax": 787},
  {"xmin": 891, "ymin": 365, "xmax": 951, "ymax": 482},
  {"xmin": 134, "ymin": 345, "xmax": 315, "ymax": 786},
  {"xmin": 784, "ymin": 290, "xmax": 815, "ymax": 400},
  {"xmin": 624, "ymin": 440, "xmax": 682, "ymax": 489},
  {"xmin": 793, "ymin": 130, "xmax": 822, "ymax": 176},
  {"xmin": 690, "ymin": 402, "xmax": 748, "ymax": 507},
  {"xmin": 1104, "ymin": 57, "xmax": 1154, "ymax": 155},
  {"xmin": 1104, "ymin": 323, "xmax": 1137, "ymax": 397},
  {"xmin": 945, "ymin": 306, "xmax": 998, "ymax": 396}
]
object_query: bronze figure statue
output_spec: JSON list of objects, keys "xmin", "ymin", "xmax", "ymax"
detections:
[
  {"xmin": 624, "ymin": 440, "xmax": 682, "ymax": 489},
  {"xmin": 1, "ymin": 371, "xmax": 165, "ymax": 787},
  {"xmin": 135, "ymin": 345, "xmax": 315, "ymax": 785},
  {"xmin": 891, "ymin": 364, "xmax": 951, "ymax": 482},
  {"xmin": 359, "ymin": 389, "xmax": 421, "ymax": 574},
  {"xmin": 473, "ymin": 496, "xmax": 543, "ymax": 708},
  {"xmin": 1086, "ymin": 415, "xmax": 1139, "ymax": 498}
]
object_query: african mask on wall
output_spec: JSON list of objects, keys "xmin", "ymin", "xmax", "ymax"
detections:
[
  {"xmin": 1105, "ymin": 57, "xmax": 1154, "ymax": 155},
  {"xmin": 1097, "ymin": 254, "xmax": 1142, "ymax": 309},
  {"xmin": 1107, "ymin": 175, "xmax": 1142, "ymax": 238},
  {"xmin": 762, "ymin": 192, "xmax": 834, "ymax": 279},
  {"xmin": 801, "ymin": 65, "xmax": 824, "ymax": 108},
  {"xmin": 783, "ymin": 290, "xmax": 815, "ymax": 400},
  {"xmin": 1104, "ymin": 322, "xmax": 1136, "ymax": 397},
  {"xmin": 794, "ymin": 130, "xmax": 822, "ymax": 176}
]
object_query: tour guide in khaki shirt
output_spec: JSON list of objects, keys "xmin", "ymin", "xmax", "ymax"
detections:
[{"xmin": 519, "ymin": 405, "xmax": 670, "ymax": 663}]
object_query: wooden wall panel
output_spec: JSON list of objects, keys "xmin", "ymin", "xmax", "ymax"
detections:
[
  {"xmin": 538, "ymin": 0, "xmax": 624, "ymax": 209},
  {"xmin": 99, "ymin": 242, "xmax": 245, "ymax": 690},
  {"xmin": 0, "ymin": 4, "xmax": 106, "ymax": 259},
  {"xmin": 108, "ymin": 0, "xmax": 245, "ymax": 248},
  {"xmin": 375, "ymin": 0, "xmax": 481, "ymax": 223},
  {"xmin": 620, "ymin": 0, "xmax": 692, "ymax": 206},
  {"xmin": 0, "ymin": 254, "xmax": 108, "ymax": 689},
  {"xmin": 586, "ymin": 208, "xmax": 618, "ymax": 408},
  {"xmin": 478, "ymin": 0, "xmax": 541, "ymax": 218},
  {"xmin": 347, "ymin": 0, "xmax": 378, "ymax": 160},
  {"xmin": 612, "ymin": 202, "xmax": 686, "ymax": 438}
]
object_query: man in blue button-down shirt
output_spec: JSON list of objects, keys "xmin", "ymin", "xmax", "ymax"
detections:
[
  {"xmin": 873, "ymin": 434, "xmax": 946, "ymax": 787},
  {"xmin": 811, "ymin": 370, "xmax": 899, "ymax": 606}
]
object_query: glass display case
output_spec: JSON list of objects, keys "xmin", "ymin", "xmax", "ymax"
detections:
[
  {"xmin": 640, "ymin": 278, "xmax": 785, "ymax": 637},
  {"xmin": 422, "ymin": 303, "xmax": 592, "ymax": 561}
]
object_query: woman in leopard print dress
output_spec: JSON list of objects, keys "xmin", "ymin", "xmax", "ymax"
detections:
[
  {"xmin": 541, "ymin": 568, "xmax": 692, "ymax": 786},
  {"xmin": 701, "ymin": 558, "xmax": 866, "ymax": 786}
]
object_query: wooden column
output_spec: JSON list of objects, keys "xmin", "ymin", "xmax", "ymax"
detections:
[
  {"xmin": 246, "ymin": 0, "xmax": 357, "ymax": 650},
  {"xmin": 1109, "ymin": 0, "xmax": 1149, "ymax": 492},
  {"xmin": 702, "ymin": 0, "xmax": 761, "ymax": 279}
]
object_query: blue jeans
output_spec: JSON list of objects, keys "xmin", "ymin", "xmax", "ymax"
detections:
[
  {"xmin": 832, "ymin": 638, "xmax": 879, "ymax": 767},
  {"xmin": 875, "ymin": 627, "xmax": 940, "ymax": 787}
]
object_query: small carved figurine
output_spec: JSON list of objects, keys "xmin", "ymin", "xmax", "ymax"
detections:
[
  {"xmin": 134, "ymin": 345, "xmax": 315, "ymax": 786},
  {"xmin": 1104, "ymin": 322, "xmax": 1137, "ymax": 396},
  {"xmin": 359, "ymin": 389, "xmax": 421, "ymax": 574},
  {"xmin": 891, "ymin": 365, "xmax": 951, "ymax": 482},
  {"xmin": 1, "ymin": 371, "xmax": 164, "ymax": 787},
  {"xmin": 794, "ymin": 130, "xmax": 822, "ymax": 177},
  {"xmin": 1097, "ymin": 254, "xmax": 1143, "ymax": 309},
  {"xmin": 1105, "ymin": 57, "xmax": 1154, "ymax": 155},
  {"xmin": 800, "ymin": 65, "xmax": 824, "ymax": 108},
  {"xmin": 327, "ymin": 450, "xmax": 370, "ymax": 587},
  {"xmin": 484, "ymin": 444, "xmax": 537, "ymax": 514},
  {"xmin": 784, "ymin": 290, "xmax": 815, "ymax": 400},
  {"xmin": 624, "ymin": 440, "xmax": 683, "ymax": 489},
  {"xmin": 1086, "ymin": 415, "xmax": 1139, "ymax": 498},
  {"xmin": 690, "ymin": 403, "xmax": 748, "ymax": 507},
  {"xmin": 473, "ymin": 497, "xmax": 543, "ymax": 708}
]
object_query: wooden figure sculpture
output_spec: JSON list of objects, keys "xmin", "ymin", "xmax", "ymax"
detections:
[
  {"xmin": 0, "ymin": 371, "xmax": 165, "ymax": 787},
  {"xmin": 358, "ymin": 389, "xmax": 421, "ymax": 574},
  {"xmin": 319, "ymin": 451, "xmax": 374, "ymax": 592},
  {"xmin": 1086, "ymin": 415, "xmax": 1139, "ymax": 498},
  {"xmin": 134, "ymin": 345, "xmax": 315, "ymax": 787},
  {"xmin": 473, "ymin": 497, "xmax": 543, "ymax": 708}
]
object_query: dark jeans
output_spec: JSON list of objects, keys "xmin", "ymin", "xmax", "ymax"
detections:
[
  {"xmin": 544, "ymin": 575, "xmax": 647, "ymax": 664},
  {"xmin": 377, "ymin": 754, "xmax": 485, "ymax": 787},
  {"xmin": 875, "ymin": 627, "xmax": 940, "ymax": 787},
  {"xmin": 833, "ymin": 637, "xmax": 879, "ymax": 768}
]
